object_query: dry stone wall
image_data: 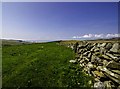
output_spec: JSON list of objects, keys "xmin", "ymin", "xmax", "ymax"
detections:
[{"xmin": 70, "ymin": 41, "xmax": 120, "ymax": 88}]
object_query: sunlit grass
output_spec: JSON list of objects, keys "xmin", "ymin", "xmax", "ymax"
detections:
[{"xmin": 2, "ymin": 42, "xmax": 93, "ymax": 88}]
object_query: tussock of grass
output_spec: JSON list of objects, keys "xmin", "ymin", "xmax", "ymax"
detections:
[{"xmin": 2, "ymin": 42, "xmax": 92, "ymax": 88}]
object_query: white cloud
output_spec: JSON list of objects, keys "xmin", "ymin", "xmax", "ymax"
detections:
[
  {"xmin": 114, "ymin": 34, "xmax": 120, "ymax": 37},
  {"xmin": 106, "ymin": 34, "xmax": 114, "ymax": 38},
  {"xmin": 106, "ymin": 34, "xmax": 120, "ymax": 38},
  {"xmin": 83, "ymin": 34, "xmax": 93, "ymax": 38},
  {"xmin": 94, "ymin": 34, "xmax": 104, "ymax": 38},
  {"xmin": 72, "ymin": 33, "xmax": 120, "ymax": 39},
  {"xmin": 72, "ymin": 36, "xmax": 77, "ymax": 39}
]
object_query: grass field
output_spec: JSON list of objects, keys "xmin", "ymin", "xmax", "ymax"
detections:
[{"xmin": 2, "ymin": 41, "xmax": 93, "ymax": 88}]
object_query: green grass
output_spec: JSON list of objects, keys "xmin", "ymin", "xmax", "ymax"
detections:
[
  {"xmin": 1, "ymin": 39, "xmax": 30, "ymax": 46},
  {"xmin": 2, "ymin": 42, "xmax": 93, "ymax": 88}
]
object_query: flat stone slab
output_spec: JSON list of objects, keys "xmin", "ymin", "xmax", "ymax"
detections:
[{"xmin": 69, "ymin": 60, "xmax": 76, "ymax": 63}]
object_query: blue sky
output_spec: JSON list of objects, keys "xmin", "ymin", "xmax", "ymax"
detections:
[{"xmin": 2, "ymin": 2, "xmax": 118, "ymax": 40}]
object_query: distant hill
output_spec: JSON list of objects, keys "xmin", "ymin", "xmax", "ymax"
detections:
[
  {"xmin": 1, "ymin": 39, "xmax": 31, "ymax": 46},
  {"xmin": 85, "ymin": 37, "xmax": 120, "ymax": 43},
  {"xmin": 1, "ymin": 37, "xmax": 119, "ymax": 46}
]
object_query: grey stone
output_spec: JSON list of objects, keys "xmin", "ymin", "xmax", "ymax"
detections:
[
  {"xmin": 83, "ymin": 57, "xmax": 90, "ymax": 61},
  {"xmin": 100, "ymin": 48, "xmax": 106, "ymax": 54},
  {"xmin": 95, "ymin": 57, "xmax": 102, "ymax": 64},
  {"xmin": 79, "ymin": 64, "xmax": 82, "ymax": 66},
  {"xmin": 103, "ymin": 60, "xmax": 109, "ymax": 66},
  {"xmin": 88, "ymin": 80, "xmax": 92, "ymax": 85},
  {"xmin": 97, "ymin": 43, "xmax": 101, "ymax": 47},
  {"xmin": 93, "ymin": 43, "xmax": 97, "ymax": 46},
  {"xmin": 94, "ymin": 81, "xmax": 105, "ymax": 89},
  {"xmin": 103, "ymin": 81, "xmax": 112, "ymax": 89},
  {"xmin": 78, "ymin": 49, "xmax": 83, "ymax": 53},
  {"xmin": 78, "ymin": 45, "xmax": 86, "ymax": 49},
  {"xmin": 77, "ymin": 58, "xmax": 81, "ymax": 62},
  {"xmin": 78, "ymin": 44, "xmax": 82, "ymax": 47},
  {"xmin": 106, "ymin": 53, "xmax": 119, "ymax": 62},
  {"xmin": 88, "ymin": 52, "xmax": 92, "ymax": 58},
  {"xmin": 69, "ymin": 60, "xmax": 76, "ymax": 63},
  {"xmin": 71, "ymin": 41, "xmax": 120, "ymax": 87},
  {"xmin": 79, "ymin": 54, "xmax": 83, "ymax": 59},
  {"xmin": 110, "ymin": 43, "xmax": 119, "ymax": 53},
  {"xmin": 82, "ymin": 48, "xmax": 88, "ymax": 53},
  {"xmin": 104, "ymin": 72, "xmax": 120, "ymax": 84},
  {"xmin": 106, "ymin": 61, "xmax": 120, "ymax": 70},
  {"xmin": 87, "ymin": 44, "xmax": 93, "ymax": 50},
  {"xmin": 91, "ymin": 54, "xmax": 97, "ymax": 62},
  {"xmin": 97, "ymin": 66, "xmax": 104, "ymax": 71},
  {"xmin": 94, "ymin": 52, "xmax": 101, "ymax": 56},
  {"xmin": 70, "ymin": 46, "xmax": 74, "ymax": 50},
  {"xmin": 95, "ymin": 77, "xmax": 100, "ymax": 82},
  {"xmin": 91, "ymin": 71, "xmax": 97, "ymax": 77},
  {"xmin": 111, "ymin": 70, "xmax": 120, "ymax": 75},
  {"xmin": 81, "ymin": 63, "xmax": 85, "ymax": 67},
  {"xmin": 83, "ymin": 51, "xmax": 89, "ymax": 56},
  {"xmin": 98, "ymin": 66, "xmax": 120, "ymax": 84},
  {"xmin": 113, "ymin": 54, "xmax": 120, "ymax": 58},
  {"xmin": 101, "ymin": 54, "xmax": 112, "ymax": 61},
  {"xmin": 91, "ymin": 46, "xmax": 96, "ymax": 52},
  {"xmin": 87, "ymin": 62, "xmax": 94, "ymax": 68},
  {"xmin": 100, "ymin": 43, "xmax": 107, "ymax": 47},
  {"xmin": 93, "ymin": 71, "xmax": 105, "ymax": 77},
  {"xmin": 93, "ymin": 64, "xmax": 97, "ymax": 68},
  {"xmin": 94, "ymin": 48, "xmax": 100, "ymax": 52},
  {"xmin": 117, "ymin": 85, "xmax": 120, "ymax": 89},
  {"xmin": 105, "ymin": 43, "xmax": 112, "ymax": 50},
  {"xmin": 79, "ymin": 59, "xmax": 84, "ymax": 64},
  {"xmin": 83, "ymin": 67, "xmax": 89, "ymax": 72}
]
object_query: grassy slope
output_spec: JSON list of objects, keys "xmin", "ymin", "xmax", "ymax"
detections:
[
  {"xmin": 2, "ymin": 42, "xmax": 92, "ymax": 88},
  {"xmin": 59, "ymin": 40, "xmax": 80, "ymax": 46},
  {"xmin": 2, "ymin": 39, "xmax": 30, "ymax": 46}
]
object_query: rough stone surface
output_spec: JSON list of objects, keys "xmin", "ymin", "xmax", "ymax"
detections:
[
  {"xmin": 106, "ymin": 61, "xmax": 120, "ymax": 70},
  {"xmin": 105, "ymin": 43, "xmax": 112, "ymax": 50},
  {"xmin": 68, "ymin": 41, "xmax": 120, "ymax": 88},
  {"xmin": 103, "ymin": 81, "xmax": 112, "ymax": 89},
  {"xmin": 110, "ymin": 43, "xmax": 119, "ymax": 53},
  {"xmin": 69, "ymin": 60, "xmax": 76, "ymax": 63},
  {"xmin": 94, "ymin": 81, "xmax": 105, "ymax": 89}
]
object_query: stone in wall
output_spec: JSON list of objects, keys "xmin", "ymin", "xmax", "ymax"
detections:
[{"xmin": 70, "ymin": 41, "xmax": 120, "ymax": 88}]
